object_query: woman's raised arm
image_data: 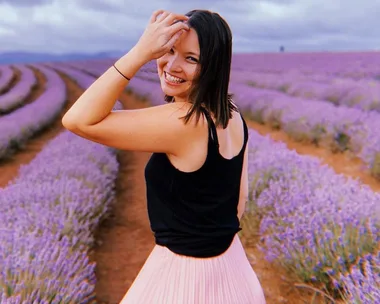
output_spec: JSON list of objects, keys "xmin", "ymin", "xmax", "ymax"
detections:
[
  {"xmin": 60, "ymin": 11, "xmax": 195, "ymax": 155},
  {"xmin": 62, "ymin": 10, "xmax": 189, "ymax": 128}
]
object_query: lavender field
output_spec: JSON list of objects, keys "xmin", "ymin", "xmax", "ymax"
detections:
[{"xmin": 0, "ymin": 52, "xmax": 379, "ymax": 303}]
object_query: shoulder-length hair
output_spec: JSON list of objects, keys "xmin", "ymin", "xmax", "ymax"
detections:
[{"xmin": 164, "ymin": 9, "xmax": 238, "ymax": 129}]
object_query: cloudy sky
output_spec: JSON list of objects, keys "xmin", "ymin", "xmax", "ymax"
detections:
[{"xmin": 0, "ymin": 0, "xmax": 379, "ymax": 54}]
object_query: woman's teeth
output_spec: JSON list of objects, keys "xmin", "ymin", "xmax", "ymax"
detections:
[{"xmin": 165, "ymin": 72, "xmax": 185, "ymax": 83}]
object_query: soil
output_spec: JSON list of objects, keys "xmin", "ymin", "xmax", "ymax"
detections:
[
  {"xmin": 91, "ymin": 92, "xmax": 155, "ymax": 304},
  {"xmin": 1, "ymin": 68, "xmax": 377, "ymax": 304}
]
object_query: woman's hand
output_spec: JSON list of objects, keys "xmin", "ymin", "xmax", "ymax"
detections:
[{"xmin": 135, "ymin": 10, "xmax": 190, "ymax": 62}]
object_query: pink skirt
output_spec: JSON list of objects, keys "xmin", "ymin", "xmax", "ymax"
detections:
[{"xmin": 120, "ymin": 234, "xmax": 266, "ymax": 304}]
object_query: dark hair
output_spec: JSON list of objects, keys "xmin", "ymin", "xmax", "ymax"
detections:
[{"xmin": 164, "ymin": 9, "xmax": 238, "ymax": 129}]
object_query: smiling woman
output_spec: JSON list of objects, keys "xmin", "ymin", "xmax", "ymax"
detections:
[
  {"xmin": 62, "ymin": 8, "xmax": 266, "ymax": 304},
  {"xmin": 157, "ymin": 27, "xmax": 200, "ymax": 103}
]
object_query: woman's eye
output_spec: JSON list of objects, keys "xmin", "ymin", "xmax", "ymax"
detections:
[{"xmin": 188, "ymin": 57, "xmax": 198, "ymax": 63}]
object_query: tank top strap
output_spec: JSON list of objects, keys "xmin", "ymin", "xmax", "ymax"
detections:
[
  {"xmin": 200, "ymin": 107, "xmax": 249, "ymax": 148},
  {"xmin": 238, "ymin": 111, "xmax": 249, "ymax": 145},
  {"xmin": 200, "ymin": 107, "xmax": 220, "ymax": 148}
]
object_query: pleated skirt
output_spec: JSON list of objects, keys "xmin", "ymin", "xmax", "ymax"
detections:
[{"xmin": 120, "ymin": 234, "xmax": 266, "ymax": 304}]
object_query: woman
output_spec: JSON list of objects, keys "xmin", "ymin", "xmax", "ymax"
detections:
[{"xmin": 62, "ymin": 9, "xmax": 266, "ymax": 304}]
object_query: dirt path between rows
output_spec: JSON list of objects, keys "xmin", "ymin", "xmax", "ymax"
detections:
[{"xmin": 92, "ymin": 93, "xmax": 155, "ymax": 304}]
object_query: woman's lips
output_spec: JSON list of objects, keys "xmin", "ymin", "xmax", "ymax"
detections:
[{"xmin": 164, "ymin": 72, "xmax": 185, "ymax": 86}]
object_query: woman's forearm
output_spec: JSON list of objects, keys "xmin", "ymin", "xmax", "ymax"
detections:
[{"xmin": 62, "ymin": 46, "xmax": 148, "ymax": 127}]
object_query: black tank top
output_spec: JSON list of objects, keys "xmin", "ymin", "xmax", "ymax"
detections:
[{"xmin": 144, "ymin": 106, "xmax": 249, "ymax": 258}]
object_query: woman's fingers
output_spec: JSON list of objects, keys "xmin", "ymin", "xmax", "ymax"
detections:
[
  {"xmin": 167, "ymin": 21, "xmax": 190, "ymax": 36},
  {"xmin": 165, "ymin": 29, "xmax": 185, "ymax": 48},
  {"xmin": 162, "ymin": 12, "xmax": 189, "ymax": 25},
  {"xmin": 156, "ymin": 11, "xmax": 170, "ymax": 23},
  {"xmin": 150, "ymin": 9, "xmax": 166, "ymax": 23}
]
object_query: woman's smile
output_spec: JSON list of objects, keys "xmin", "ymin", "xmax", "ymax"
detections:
[{"xmin": 164, "ymin": 71, "xmax": 186, "ymax": 86}]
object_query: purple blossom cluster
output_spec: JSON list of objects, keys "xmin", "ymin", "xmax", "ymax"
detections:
[
  {"xmin": 0, "ymin": 65, "xmax": 14, "ymax": 93},
  {"xmin": 246, "ymin": 130, "xmax": 379, "ymax": 301},
  {"xmin": 0, "ymin": 65, "xmax": 38, "ymax": 114},
  {"xmin": 0, "ymin": 64, "xmax": 66, "ymax": 160},
  {"xmin": 340, "ymin": 252, "xmax": 380, "ymax": 303},
  {"xmin": 0, "ymin": 130, "xmax": 119, "ymax": 302}
]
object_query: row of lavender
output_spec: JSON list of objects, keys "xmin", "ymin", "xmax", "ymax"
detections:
[
  {"xmin": 231, "ymin": 70, "xmax": 380, "ymax": 112},
  {"xmin": 243, "ymin": 130, "xmax": 379, "ymax": 303},
  {"xmin": 0, "ymin": 131, "xmax": 119, "ymax": 303},
  {"xmin": 0, "ymin": 65, "xmax": 66, "ymax": 160},
  {"xmin": 65, "ymin": 59, "xmax": 379, "ymax": 302},
  {"xmin": 0, "ymin": 65, "xmax": 14, "ymax": 93},
  {"xmin": 231, "ymin": 52, "xmax": 380, "ymax": 79},
  {"xmin": 0, "ymin": 65, "xmax": 38, "ymax": 114},
  {"xmin": 0, "ymin": 66, "xmax": 123, "ymax": 302}
]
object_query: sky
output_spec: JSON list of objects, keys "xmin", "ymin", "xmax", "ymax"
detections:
[{"xmin": 0, "ymin": 0, "xmax": 379, "ymax": 54}]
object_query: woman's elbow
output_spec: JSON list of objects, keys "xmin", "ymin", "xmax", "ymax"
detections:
[{"xmin": 61, "ymin": 114, "xmax": 81, "ymax": 132}]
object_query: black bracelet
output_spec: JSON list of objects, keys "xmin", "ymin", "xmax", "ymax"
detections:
[{"xmin": 113, "ymin": 64, "xmax": 131, "ymax": 81}]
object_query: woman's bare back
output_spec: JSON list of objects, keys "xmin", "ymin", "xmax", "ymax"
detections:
[{"xmin": 166, "ymin": 109, "xmax": 246, "ymax": 173}]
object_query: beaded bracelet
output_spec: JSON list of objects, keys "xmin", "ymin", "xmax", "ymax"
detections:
[{"xmin": 113, "ymin": 64, "xmax": 131, "ymax": 81}]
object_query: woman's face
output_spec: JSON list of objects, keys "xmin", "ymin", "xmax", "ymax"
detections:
[{"xmin": 157, "ymin": 27, "xmax": 200, "ymax": 103}]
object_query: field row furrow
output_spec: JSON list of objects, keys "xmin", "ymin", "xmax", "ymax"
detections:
[
  {"xmin": 0, "ymin": 65, "xmax": 15, "ymax": 93},
  {"xmin": 0, "ymin": 65, "xmax": 38, "ymax": 114},
  {"xmin": 0, "ymin": 65, "xmax": 66, "ymax": 160}
]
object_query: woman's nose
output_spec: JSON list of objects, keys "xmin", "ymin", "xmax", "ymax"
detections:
[{"xmin": 166, "ymin": 56, "xmax": 182, "ymax": 72}]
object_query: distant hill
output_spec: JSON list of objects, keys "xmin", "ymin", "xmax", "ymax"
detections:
[{"xmin": 0, "ymin": 51, "xmax": 124, "ymax": 64}]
